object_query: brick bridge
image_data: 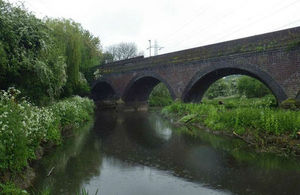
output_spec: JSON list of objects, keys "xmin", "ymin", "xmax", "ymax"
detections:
[{"xmin": 91, "ymin": 27, "xmax": 300, "ymax": 107}]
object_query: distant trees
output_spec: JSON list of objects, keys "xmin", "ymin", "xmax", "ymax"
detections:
[
  {"xmin": 204, "ymin": 75, "xmax": 272, "ymax": 99},
  {"xmin": 204, "ymin": 76, "xmax": 239, "ymax": 99},
  {"xmin": 149, "ymin": 83, "xmax": 173, "ymax": 106},
  {"xmin": 106, "ymin": 42, "xmax": 142, "ymax": 62},
  {"xmin": 205, "ymin": 79, "xmax": 229, "ymax": 99},
  {"xmin": 237, "ymin": 76, "xmax": 271, "ymax": 98}
]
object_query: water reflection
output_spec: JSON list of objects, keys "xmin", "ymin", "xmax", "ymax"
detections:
[
  {"xmin": 154, "ymin": 120, "xmax": 172, "ymax": 140},
  {"xmin": 31, "ymin": 111, "xmax": 300, "ymax": 195}
]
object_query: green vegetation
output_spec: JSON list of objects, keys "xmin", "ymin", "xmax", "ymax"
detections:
[
  {"xmin": 162, "ymin": 96, "xmax": 300, "ymax": 136},
  {"xmin": 0, "ymin": 88, "xmax": 94, "ymax": 193},
  {"xmin": 287, "ymin": 39, "xmax": 300, "ymax": 51},
  {"xmin": 204, "ymin": 75, "xmax": 271, "ymax": 99},
  {"xmin": 0, "ymin": 1, "xmax": 100, "ymax": 192},
  {"xmin": 45, "ymin": 18, "xmax": 103, "ymax": 96},
  {"xmin": 280, "ymin": 98, "xmax": 300, "ymax": 111},
  {"xmin": 202, "ymin": 95, "xmax": 277, "ymax": 109},
  {"xmin": 0, "ymin": 182, "xmax": 27, "ymax": 194},
  {"xmin": 0, "ymin": 88, "xmax": 94, "ymax": 173},
  {"xmin": 153, "ymin": 74, "xmax": 299, "ymax": 154},
  {"xmin": 0, "ymin": 0, "xmax": 103, "ymax": 105},
  {"xmin": 149, "ymin": 83, "xmax": 173, "ymax": 107},
  {"xmin": 205, "ymin": 79, "xmax": 230, "ymax": 99},
  {"xmin": 236, "ymin": 76, "xmax": 271, "ymax": 98},
  {"xmin": 148, "ymin": 75, "xmax": 273, "ymax": 107}
]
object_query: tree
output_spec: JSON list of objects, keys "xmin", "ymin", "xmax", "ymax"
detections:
[
  {"xmin": 45, "ymin": 18, "xmax": 103, "ymax": 96},
  {"xmin": 0, "ymin": 0, "xmax": 66, "ymax": 104},
  {"xmin": 149, "ymin": 83, "xmax": 172, "ymax": 107},
  {"xmin": 237, "ymin": 76, "xmax": 271, "ymax": 98},
  {"xmin": 204, "ymin": 78, "xmax": 229, "ymax": 99},
  {"xmin": 0, "ymin": 0, "xmax": 104, "ymax": 104},
  {"xmin": 106, "ymin": 42, "xmax": 142, "ymax": 61}
]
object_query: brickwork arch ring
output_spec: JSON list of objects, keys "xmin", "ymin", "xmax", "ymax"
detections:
[
  {"xmin": 182, "ymin": 65, "xmax": 288, "ymax": 103},
  {"xmin": 122, "ymin": 72, "xmax": 176, "ymax": 103},
  {"xmin": 91, "ymin": 78, "xmax": 118, "ymax": 101}
]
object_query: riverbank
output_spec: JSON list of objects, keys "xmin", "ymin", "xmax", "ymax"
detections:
[
  {"xmin": 0, "ymin": 88, "xmax": 95, "ymax": 194},
  {"xmin": 161, "ymin": 97, "xmax": 300, "ymax": 156}
]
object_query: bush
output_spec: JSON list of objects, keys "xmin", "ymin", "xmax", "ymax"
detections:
[
  {"xmin": 280, "ymin": 98, "xmax": 300, "ymax": 111},
  {"xmin": 0, "ymin": 2, "xmax": 103, "ymax": 104},
  {"xmin": 51, "ymin": 96, "xmax": 94, "ymax": 128},
  {"xmin": 0, "ymin": 1, "xmax": 67, "ymax": 104},
  {"xmin": 0, "ymin": 88, "xmax": 94, "ymax": 173},
  {"xmin": 0, "ymin": 182, "xmax": 28, "ymax": 195}
]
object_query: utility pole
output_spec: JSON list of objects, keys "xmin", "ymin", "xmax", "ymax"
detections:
[
  {"xmin": 147, "ymin": 40, "xmax": 152, "ymax": 57},
  {"xmin": 154, "ymin": 40, "xmax": 164, "ymax": 56},
  {"xmin": 147, "ymin": 40, "xmax": 163, "ymax": 57}
]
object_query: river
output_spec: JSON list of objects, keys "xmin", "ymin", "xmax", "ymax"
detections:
[{"xmin": 30, "ymin": 110, "xmax": 300, "ymax": 195}]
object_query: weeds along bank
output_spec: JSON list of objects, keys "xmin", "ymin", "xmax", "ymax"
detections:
[
  {"xmin": 161, "ymin": 97, "xmax": 300, "ymax": 155},
  {"xmin": 0, "ymin": 88, "xmax": 95, "ymax": 193}
]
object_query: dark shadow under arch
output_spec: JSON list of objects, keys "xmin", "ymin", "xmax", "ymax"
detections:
[
  {"xmin": 183, "ymin": 67, "xmax": 287, "ymax": 103},
  {"xmin": 91, "ymin": 80, "xmax": 117, "ymax": 101},
  {"xmin": 122, "ymin": 73, "xmax": 175, "ymax": 103}
]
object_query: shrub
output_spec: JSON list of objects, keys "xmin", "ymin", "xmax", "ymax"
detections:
[
  {"xmin": 0, "ymin": 182, "xmax": 28, "ymax": 195},
  {"xmin": 280, "ymin": 98, "xmax": 300, "ymax": 111},
  {"xmin": 0, "ymin": 88, "xmax": 94, "ymax": 173}
]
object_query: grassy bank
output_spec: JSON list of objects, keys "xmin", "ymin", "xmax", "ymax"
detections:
[
  {"xmin": 0, "ymin": 88, "xmax": 95, "ymax": 194},
  {"xmin": 161, "ymin": 96, "xmax": 300, "ymax": 155}
]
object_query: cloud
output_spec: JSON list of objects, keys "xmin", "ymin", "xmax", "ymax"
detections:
[{"xmin": 8, "ymin": 0, "xmax": 300, "ymax": 55}]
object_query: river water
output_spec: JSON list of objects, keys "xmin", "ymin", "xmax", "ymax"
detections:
[{"xmin": 31, "ymin": 110, "xmax": 300, "ymax": 195}]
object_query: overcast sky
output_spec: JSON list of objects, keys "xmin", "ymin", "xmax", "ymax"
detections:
[{"xmin": 9, "ymin": 0, "xmax": 300, "ymax": 56}]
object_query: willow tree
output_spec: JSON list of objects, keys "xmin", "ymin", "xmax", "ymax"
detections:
[{"xmin": 45, "ymin": 18, "xmax": 103, "ymax": 96}]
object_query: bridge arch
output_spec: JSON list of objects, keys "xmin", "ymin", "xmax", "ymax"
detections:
[
  {"xmin": 182, "ymin": 65, "xmax": 287, "ymax": 103},
  {"xmin": 91, "ymin": 79, "xmax": 117, "ymax": 101},
  {"xmin": 122, "ymin": 72, "xmax": 176, "ymax": 103}
]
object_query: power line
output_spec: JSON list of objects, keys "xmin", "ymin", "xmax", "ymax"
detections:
[
  {"xmin": 209, "ymin": 0, "xmax": 300, "ymax": 44},
  {"xmin": 157, "ymin": 5, "xmax": 208, "ymax": 45},
  {"xmin": 162, "ymin": 0, "xmax": 300, "ymax": 53},
  {"xmin": 274, "ymin": 18, "xmax": 300, "ymax": 31},
  {"xmin": 161, "ymin": 5, "xmax": 244, "ymax": 52},
  {"xmin": 159, "ymin": 1, "xmax": 247, "ymax": 52},
  {"xmin": 153, "ymin": 40, "xmax": 164, "ymax": 56}
]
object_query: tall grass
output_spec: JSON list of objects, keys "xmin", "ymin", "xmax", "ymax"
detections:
[{"xmin": 162, "ymin": 96, "xmax": 300, "ymax": 136}]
